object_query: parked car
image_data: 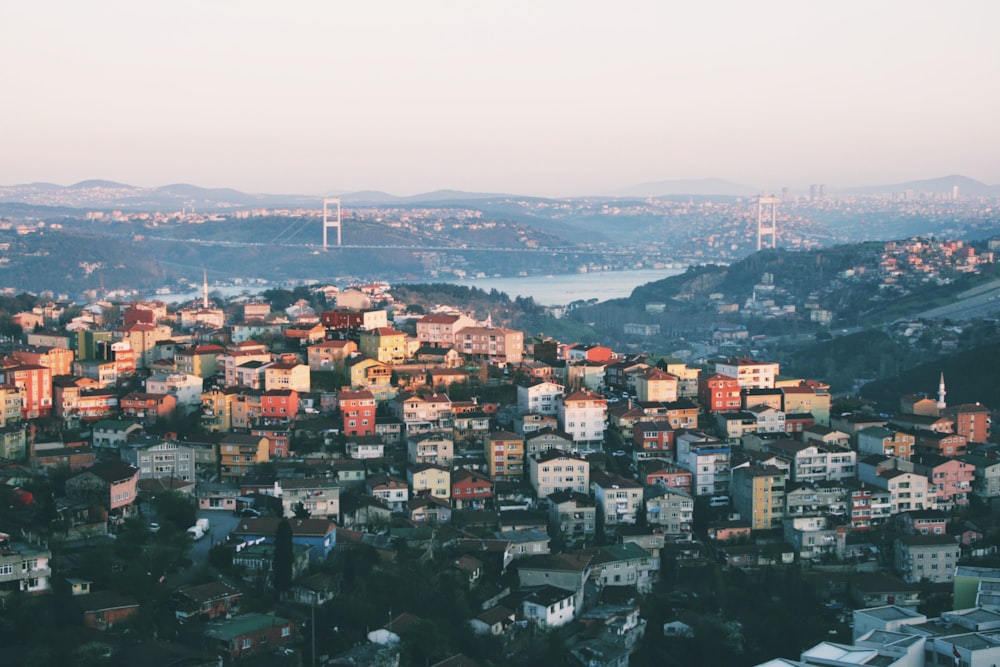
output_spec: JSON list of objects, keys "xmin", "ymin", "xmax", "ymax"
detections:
[
  {"xmin": 238, "ymin": 508, "xmax": 262, "ymax": 518},
  {"xmin": 148, "ymin": 522, "xmax": 160, "ymax": 533}
]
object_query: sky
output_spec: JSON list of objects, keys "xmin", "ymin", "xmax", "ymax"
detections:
[{"xmin": 2, "ymin": 1, "xmax": 998, "ymax": 197}]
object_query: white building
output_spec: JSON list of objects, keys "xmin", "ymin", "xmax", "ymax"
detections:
[
  {"xmin": 517, "ymin": 381, "xmax": 565, "ymax": 417},
  {"xmin": 675, "ymin": 431, "xmax": 731, "ymax": 497},
  {"xmin": 557, "ymin": 390, "xmax": 607, "ymax": 449},
  {"xmin": 144, "ymin": 373, "xmax": 204, "ymax": 410}
]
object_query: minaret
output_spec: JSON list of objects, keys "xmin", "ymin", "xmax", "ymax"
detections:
[
  {"xmin": 202, "ymin": 270, "xmax": 209, "ymax": 310},
  {"xmin": 937, "ymin": 372, "xmax": 947, "ymax": 411}
]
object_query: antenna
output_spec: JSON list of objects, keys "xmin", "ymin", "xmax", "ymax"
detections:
[{"xmin": 323, "ymin": 197, "xmax": 342, "ymax": 250}]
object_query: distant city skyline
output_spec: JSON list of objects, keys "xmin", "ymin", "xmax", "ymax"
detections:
[{"xmin": 3, "ymin": 1, "xmax": 998, "ymax": 197}]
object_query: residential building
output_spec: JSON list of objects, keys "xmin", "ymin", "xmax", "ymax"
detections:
[
  {"xmin": 260, "ymin": 389, "xmax": 298, "ymax": 424},
  {"xmin": 640, "ymin": 461, "xmax": 693, "ymax": 493},
  {"xmin": 698, "ymin": 374, "xmax": 741, "ymax": 414},
  {"xmin": 120, "ymin": 392, "xmax": 177, "ymax": 424},
  {"xmin": 843, "ymin": 479, "xmax": 893, "ymax": 531},
  {"xmin": 760, "ymin": 439, "xmax": 857, "ymax": 483},
  {"xmin": 592, "ymin": 470, "xmax": 643, "ymax": 529},
  {"xmin": 394, "ymin": 392, "xmax": 453, "ymax": 433},
  {"xmin": 453, "ymin": 326, "xmax": 524, "ymax": 365},
  {"xmin": 857, "ymin": 426, "xmax": 915, "ymax": 461},
  {"xmin": 634, "ymin": 368, "xmax": 678, "ymax": 403},
  {"xmin": 279, "ymin": 478, "xmax": 340, "ymax": 521},
  {"xmin": 910, "ymin": 453, "xmax": 974, "ymax": 510},
  {"xmin": 415, "ymin": 313, "xmax": 477, "ymax": 347},
  {"xmin": 174, "ymin": 345, "xmax": 224, "ymax": 379},
  {"xmin": 12, "ymin": 345, "xmax": 74, "ymax": 377},
  {"xmin": 345, "ymin": 356, "xmax": 395, "ymax": 402},
  {"xmin": 120, "ymin": 436, "xmax": 195, "ymax": 482},
  {"xmin": 894, "ymin": 534, "xmax": 961, "ymax": 584},
  {"xmin": 0, "ymin": 362, "xmax": 52, "ymax": 419},
  {"xmin": 218, "ymin": 433, "xmax": 269, "ymax": 482},
  {"xmin": 586, "ymin": 542, "xmax": 659, "ymax": 593},
  {"xmin": 529, "ymin": 449, "xmax": 589, "ymax": 499},
  {"xmin": 675, "ymin": 431, "xmax": 731, "ymax": 498},
  {"xmin": 65, "ymin": 460, "xmax": 139, "ymax": 517},
  {"xmin": 205, "ymin": 613, "xmax": 295, "ymax": 659},
  {"xmin": 524, "ymin": 428, "xmax": 575, "ymax": 457},
  {"xmin": 80, "ymin": 592, "xmax": 140, "ymax": 630},
  {"xmin": 307, "ymin": 339, "xmax": 359, "ymax": 371},
  {"xmin": 451, "ymin": 468, "xmax": 494, "ymax": 510},
  {"xmin": 112, "ymin": 322, "xmax": 172, "ymax": 369},
  {"xmin": 632, "ymin": 420, "xmax": 675, "ymax": 462},
  {"xmin": 0, "ymin": 536, "xmax": 51, "ymax": 595},
  {"xmin": 408, "ymin": 431, "xmax": 454, "ymax": 467},
  {"xmin": 232, "ymin": 518, "xmax": 336, "ymax": 562},
  {"xmin": 782, "ymin": 516, "xmax": 847, "ymax": 561},
  {"xmin": 942, "ymin": 403, "xmax": 992, "ymax": 443},
  {"xmin": 748, "ymin": 405, "xmax": 786, "ymax": 433},
  {"xmin": 487, "ymin": 430, "xmax": 525, "ymax": 481},
  {"xmin": 145, "ymin": 372, "xmax": 204, "ymax": 410},
  {"xmin": 366, "ymin": 474, "xmax": 409, "ymax": 511},
  {"xmin": 781, "ymin": 383, "xmax": 832, "ymax": 426},
  {"xmin": 264, "ymin": 361, "xmax": 310, "ymax": 393},
  {"xmin": 218, "ymin": 345, "xmax": 272, "ymax": 388},
  {"xmin": 548, "ymin": 491, "xmax": 596, "ymax": 544},
  {"xmin": 521, "ymin": 585, "xmax": 577, "ymax": 628},
  {"xmin": 174, "ymin": 581, "xmax": 242, "ymax": 622},
  {"xmin": 731, "ymin": 464, "xmax": 787, "ymax": 531},
  {"xmin": 250, "ymin": 426, "xmax": 291, "ymax": 458},
  {"xmin": 339, "ymin": 389, "xmax": 376, "ymax": 437},
  {"xmin": 408, "ymin": 463, "xmax": 452, "ymax": 501},
  {"xmin": 517, "ymin": 380, "xmax": 565, "ymax": 416},
  {"xmin": 644, "ymin": 485, "xmax": 694, "ymax": 536},
  {"xmin": 960, "ymin": 454, "xmax": 1000, "ymax": 501},
  {"xmin": 359, "ymin": 327, "xmax": 408, "ymax": 365},
  {"xmin": 857, "ymin": 456, "xmax": 929, "ymax": 513},
  {"xmin": 320, "ymin": 308, "xmax": 387, "ymax": 331},
  {"xmin": 558, "ymin": 390, "xmax": 607, "ymax": 449},
  {"xmin": 713, "ymin": 357, "xmax": 779, "ymax": 389}
]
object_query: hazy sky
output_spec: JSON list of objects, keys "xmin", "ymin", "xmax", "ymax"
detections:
[{"xmin": 2, "ymin": 1, "xmax": 998, "ymax": 196}]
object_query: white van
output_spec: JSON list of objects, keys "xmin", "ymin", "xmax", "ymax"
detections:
[{"xmin": 709, "ymin": 496, "xmax": 729, "ymax": 507}]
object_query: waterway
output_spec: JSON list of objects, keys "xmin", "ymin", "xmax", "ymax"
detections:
[
  {"xmin": 156, "ymin": 267, "xmax": 686, "ymax": 308},
  {"xmin": 439, "ymin": 267, "xmax": 685, "ymax": 306}
]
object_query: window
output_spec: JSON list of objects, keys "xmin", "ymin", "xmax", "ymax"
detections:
[
  {"xmin": 281, "ymin": 626, "xmax": 291, "ymax": 637},
  {"xmin": 241, "ymin": 638, "xmax": 252, "ymax": 649}
]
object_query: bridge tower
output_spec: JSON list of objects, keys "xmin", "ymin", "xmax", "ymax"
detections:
[
  {"xmin": 322, "ymin": 197, "xmax": 342, "ymax": 250},
  {"xmin": 756, "ymin": 195, "xmax": 779, "ymax": 251}
]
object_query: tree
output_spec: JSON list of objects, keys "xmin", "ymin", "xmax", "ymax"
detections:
[
  {"xmin": 273, "ymin": 517, "xmax": 293, "ymax": 592},
  {"xmin": 292, "ymin": 501, "xmax": 311, "ymax": 519}
]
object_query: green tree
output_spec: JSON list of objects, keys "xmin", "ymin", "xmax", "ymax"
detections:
[{"xmin": 273, "ymin": 517, "xmax": 294, "ymax": 592}]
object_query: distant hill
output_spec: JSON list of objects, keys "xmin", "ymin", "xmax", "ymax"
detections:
[
  {"xmin": 611, "ymin": 178, "xmax": 761, "ymax": 198},
  {"xmin": 859, "ymin": 341, "xmax": 1000, "ymax": 411},
  {"xmin": 837, "ymin": 174, "xmax": 1000, "ymax": 197}
]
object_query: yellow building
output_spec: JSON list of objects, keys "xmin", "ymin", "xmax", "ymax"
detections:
[
  {"xmin": 407, "ymin": 463, "xmax": 452, "ymax": 500},
  {"xmin": 264, "ymin": 361, "xmax": 310, "ymax": 393},
  {"xmin": 731, "ymin": 464, "xmax": 786, "ymax": 531},
  {"xmin": 200, "ymin": 387, "xmax": 239, "ymax": 432},
  {"xmin": 346, "ymin": 357, "xmax": 396, "ymax": 402},
  {"xmin": 635, "ymin": 368, "xmax": 679, "ymax": 403},
  {"xmin": 359, "ymin": 327, "xmax": 408, "ymax": 365},
  {"xmin": 487, "ymin": 431, "xmax": 525, "ymax": 482},
  {"xmin": 219, "ymin": 433, "xmax": 269, "ymax": 482}
]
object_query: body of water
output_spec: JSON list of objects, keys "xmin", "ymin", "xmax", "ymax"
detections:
[
  {"xmin": 440, "ymin": 267, "xmax": 685, "ymax": 306},
  {"xmin": 156, "ymin": 267, "xmax": 685, "ymax": 307}
]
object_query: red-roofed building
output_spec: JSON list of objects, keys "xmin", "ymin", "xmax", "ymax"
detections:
[
  {"xmin": 416, "ymin": 313, "xmax": 477, "ymax": 347},
  {"xmin": 307, "ymin": 339, "xmax": 358, "ymax": 370},
  {"xmin": 261, "ymin": 389, "xmax": 298, "ymax": 423},
  {"xmin": 339, "ymin": 389, "xmax": 376, "ymax": 437},
  {"xmin": 0, "ymin": 362, "xmax": 52, "ymax": 419},
  {"xmin": 120, "ymin": 392, "xmax": 176, "ymax": 423},
  {"xmin": 698, "ymin": 374, "xmax": 741, "ymax": 414}
]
